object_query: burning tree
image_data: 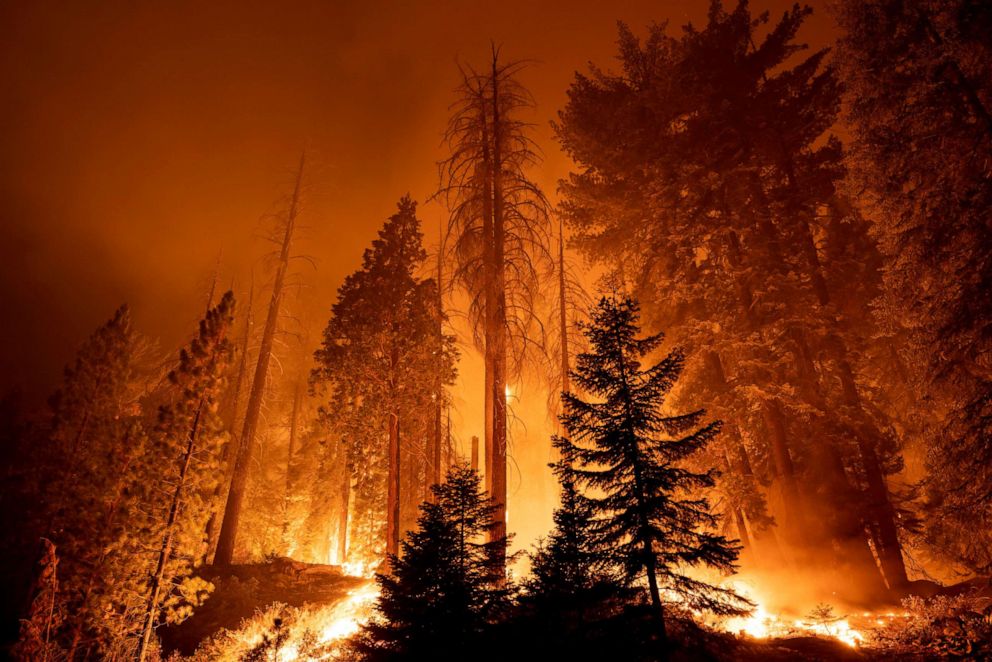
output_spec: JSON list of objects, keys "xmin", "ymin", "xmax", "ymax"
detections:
[
  {"xmin": 436, "ymin": 48, "xmax": 552, "ymax": 574},
  {"xmin": 556, "ymin": 295, "xmax": 750, "ymax": 645}
]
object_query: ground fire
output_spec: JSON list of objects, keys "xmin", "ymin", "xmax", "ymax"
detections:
[{"xmin": 1, "ymin": 0, "xmax": 991, "ymax": 660}]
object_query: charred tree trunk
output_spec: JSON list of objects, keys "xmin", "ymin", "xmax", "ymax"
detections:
[
  {"xmin": 430, "ymin": 233, "xmax": 444, "ymax": 501},
  {"xmin": 386, "ymin": 412, "xmax": 400, "ymax": 560},
  {"xmin": 481, "ymin": 101, "xmax": 496, "ymax": 503},
  {"xmin": 214, "ymin": 153, "xmax": 304, "ymax": 566},
  {"xmin": 204, "ymin": 278, "xmax": 253, "ymax": 563},
  {"xmin": 136, "ymin": 405, "xmax": 202, "ymax": 662},
  {"xmin": 471, "ymin": 435, "xmax": 479, "ymax": 473},
  {"xmin": 338, "ymin": 455, "xmax": 351, "ymax": 565},
  {"xmin": 281, "ymin": 379, "xmax": 303, "ymax": 552}
]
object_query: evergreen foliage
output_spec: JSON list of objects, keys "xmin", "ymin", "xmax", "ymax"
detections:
[
  {"xmin": 835, "ymin": 0, "xmax": 992, "ymax": 575},
  {"xmin": 355, "ymin": 465, "xmax": 508, "ymax": 661},
  {"xmin": 556, "ymin": 295, "xmax": 749, "ymax": 636},
  {"xmin": 312, "ymin": 196, "xmax": 458, "ymax": 562}
]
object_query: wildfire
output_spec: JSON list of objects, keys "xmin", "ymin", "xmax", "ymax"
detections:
[
  {"xmin": 341, "ymin": 559, "xmax": 376, "ymax": 578},
  {"xmin": 718, "ymin": 582, "xmax": 864, "ymax": 648},
  {"xmin": 317, "ymin": 582, "xmax": 380, "ymax": 644}
]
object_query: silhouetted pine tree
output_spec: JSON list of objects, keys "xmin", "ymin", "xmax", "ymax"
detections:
[
  {"xmin": 557, "ymin": 295, "xmax": 749, "ymax": 643},
  {"xmin": 355, "ymin": 465, "xmax": 508, "ymax": 661},
  {"xmin": 38, "ymin": 305, "xmax": 153, "ymax": 658},
  {"xmin": 525, "ymin": 436, "xmax": 616, "ymax": 625}
]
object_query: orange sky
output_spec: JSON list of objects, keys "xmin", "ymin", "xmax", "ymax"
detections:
[
  {"xmin": 0, "ymin": 0, "xmax": 836, "ymax": 551},
  {"xmin": 0, "ymin": 0, "xmax": 835, "ymax": 395}
]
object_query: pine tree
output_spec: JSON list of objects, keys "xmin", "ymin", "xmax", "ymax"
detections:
[
  {"xmin": 312, "ymin": 196, "xmax": 457, "ymax": 564},
  {"xmin": 134, "ymin": 291, "xmax": 236, "ymax": 661},
  {"xmin": 355, "ymin": 465, "xmax": 508, "ymax": 661},
  {"xmin": 524, "ymin": 437, "xmax": 618, "ymax": 627},
  {"xmin": 437, "ymin": 50, "xmax": 552, "ymax": 572},
  {"xmin": 12, "ymin": 539, "xmax": 61, "ymax": 662},
  {"xmin": 556, "ymin": 0, "xmax": 909, "ymax": 598},
  {"xmin": 557, "ymin": 295, "xmax": 749, "ymax": 642},
  {"xmin": 38, "ymin": 305, "xmax": 154, "ymax": 657}
]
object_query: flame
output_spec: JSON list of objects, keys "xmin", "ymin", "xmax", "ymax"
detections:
[
  {"xmin": 341, "ymin": 560, "xmax": 375, "ymax": 578},
  {"xmin": 719, "ymin": 581, "xmax": 864, "ymax": 648},
  {"xmin": 317, "ymin": 582, "xmax": 380, "ymax": 644}
]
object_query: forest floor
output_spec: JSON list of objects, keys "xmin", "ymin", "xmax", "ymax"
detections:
[
  {"xmin": 159, "ymin": 558, "xmax": 364, "ymax": 657},
  {"xmin": 159, "ymin": 562, "xmax": 992, "ymax": 661}
]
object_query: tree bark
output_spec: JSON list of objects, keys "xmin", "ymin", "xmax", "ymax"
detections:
[
  {"xmin": 137, "ymin": 404, "xmax": 202, "ymax": 662},
  {"xmin": 338, "ymin": 456, "xmax": 351, "ymax": 565},
  {"xmin": 386, "ymin": 413, "xmax": 400, "ymax": 560},
  {"xmin": 281, "ymin": 379, "xmax": 303, "ymax": 552},
  {"xmin": 214, "ymin": 153, "xmax": 304, "ymax": 565}
]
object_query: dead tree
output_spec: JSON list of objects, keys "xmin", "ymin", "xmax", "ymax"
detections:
[{"xmin": 214, "ymin": 153, "xmax": 305, "ymax": 565}]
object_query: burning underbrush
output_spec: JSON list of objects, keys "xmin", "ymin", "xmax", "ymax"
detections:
[
  {"xmin": 705, "ymin": 577, "xmax": 992, "ymax": 659},
  {"xmin": 159, "ymin": 559, "xmax": 378, "ymax": 660},
  {"xmin": 159, "ymin": 558, "xmax": 992, "ymax": 661},
  {"xmin": 182, "ymin": 582, "xmax": 379, "ymax": 661}
]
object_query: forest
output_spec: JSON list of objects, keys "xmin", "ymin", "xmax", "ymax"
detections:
[{"xmin": 0, "ymin": 0, "xmax": 990, "ymax": 660}]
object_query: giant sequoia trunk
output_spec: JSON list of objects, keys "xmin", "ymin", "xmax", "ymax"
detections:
[
  {"xmin": 795, "ymin": 207, "xmax": 908, "ymax": 591},
  {"xmin": 214, "ymin": 153, "xmax": 304, "ymax": 565},
  {"xmin": 386, "ymin": 412, "xmax": 400, "ymax": 559}
]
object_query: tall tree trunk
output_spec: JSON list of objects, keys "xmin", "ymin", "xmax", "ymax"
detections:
[
  {"xmin": 795, "ymin": 205, "xmax": 908, "ymax": 590},
  {"xmin": 471, "ymin": 435, "xmax": 479, "ymax": 473},
  {"xmin": 204, "ymin": 278, "xmax": 253, "ymax": 563},
  {"xmin": 557, "ymin": 219, "xmax": 572, "ymax": 409},
  {"xmin": 481, "ymin": 95, "xmax": 496, "ymax": 503},
  {"xmin": 386, "ymin": 413, "xmax": 400, "ymax": 560},
  {"xmin": 281, "ymin": 379, "xmax": 303, "ymax": 553},
  {"xmin": 214, "ymin": 153, "xmax": 304, "ymax": 565},
  {"xmin": 136, "ymin": 405, "xmax": 202, "ymax": 662},
  {"xmin": 488, "ymin": 52, "xmax": 509, "ymax": 574},
  {"xmin": 337, "ymin": 455, "xmax": 351, "ymax": 565},
  {"xmin": 430, "ymin": 230, "xmax": 444, "ymax": 501}
]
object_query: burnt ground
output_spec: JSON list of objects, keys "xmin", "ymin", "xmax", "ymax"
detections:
[{"xmin": 159, "ymin": 558, "xmax": 363, "ymax": 657}]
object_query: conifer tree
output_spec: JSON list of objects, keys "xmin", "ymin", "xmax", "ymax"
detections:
[
  {"xmin": 556, "ymin": 0, "xmax": 908, "ymax": 596},
  {"xmin": 557, "ymin": 295, "xmax": 748, "ymax": 642},
  {"xmin": 312, "ymin": 196, "xmax": 457, "ymax": 563},
  {"xmin": 835, "ymin": 0, "xmax": 992, "ymax": 575},
  {"xmin": 38, "ymin": 305, "xmax": 154, "ymax": 657},
  {"xmin": 355, "ymin": 465, "xmax": 508, "ymax": 661},
  {"xmin": 437, "ymin": 50, "xmax": 552, "ymax": 571},
  {"xmin": 524, "ymin": 436, "xmax": 617, "ymax": 628},
  {"xmin": 135, "ymin": 291, "xmax": 236, "ymax": 661}
]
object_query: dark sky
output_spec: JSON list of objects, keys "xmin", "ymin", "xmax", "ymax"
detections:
[{"xmin": 0, "ymin": 0, "xmax": 835, "ymax": 400}]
